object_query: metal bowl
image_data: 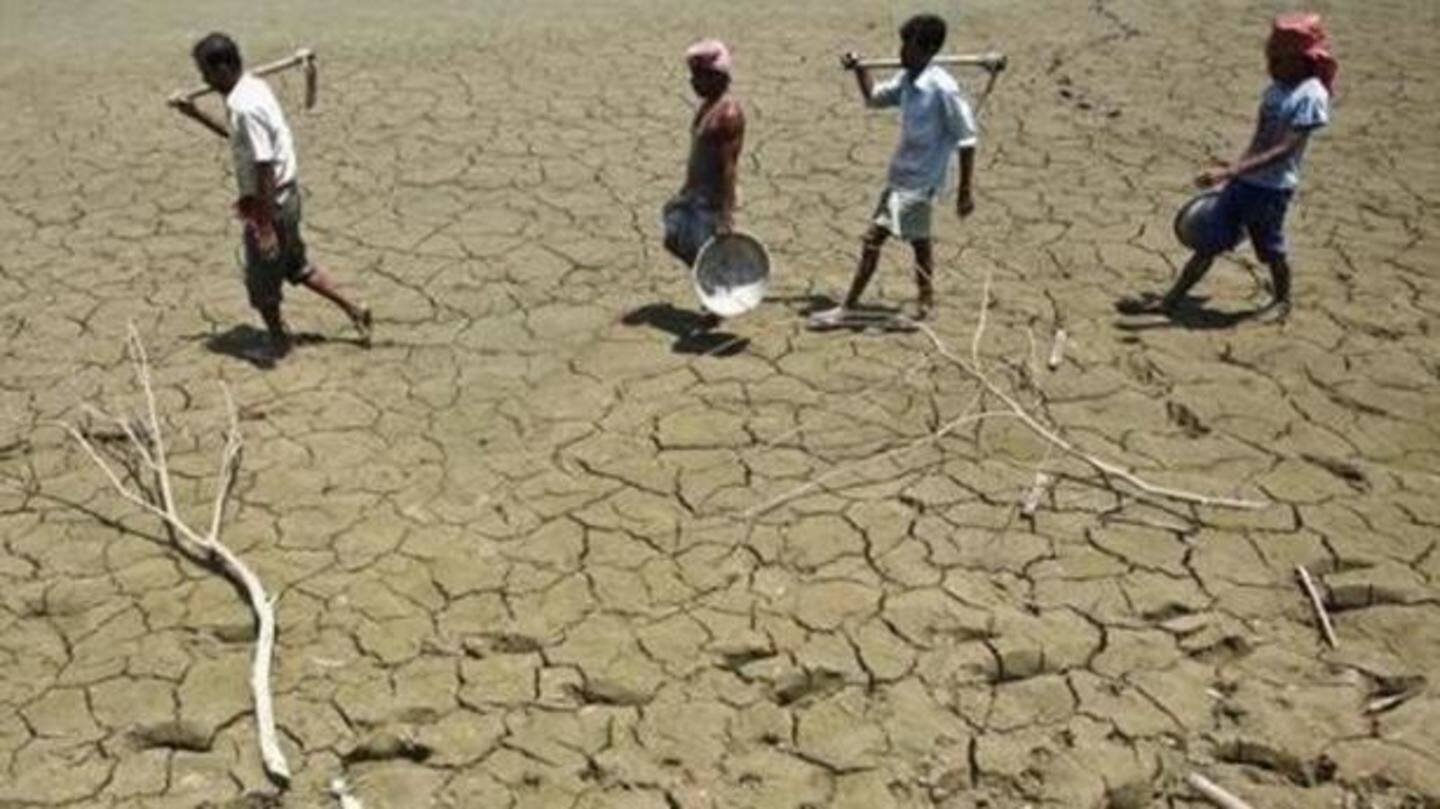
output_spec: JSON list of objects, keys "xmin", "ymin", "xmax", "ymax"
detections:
[
  {"xmin": 693, "ymin": 231, "xmax": 770, "ymax": 317},
  {"xmin": 1172, "ymin": 190, "xmax": 1226, "ymax": 252}
]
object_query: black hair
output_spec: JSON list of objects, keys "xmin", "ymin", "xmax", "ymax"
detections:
[
  {"xmin": 192, "ymin": 32, "xmax": 242, "ymax": 71},
  {"xmin": 900, "ymin": 14, "xmax": 947, "ymax": 53}
]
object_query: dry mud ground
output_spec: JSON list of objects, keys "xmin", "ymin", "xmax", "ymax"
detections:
[{"xmin": 1, "ymin": 0, "xmax": 1438, "ymax": 806}]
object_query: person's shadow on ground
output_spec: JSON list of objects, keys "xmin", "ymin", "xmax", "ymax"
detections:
[
  {"xmin": 622, "ymin": 303, "xmax": 749, "ymax": 357},
  {"xmin": 194, "ymin": 324, "xmax": 332, "ymax": 370},
  {"xmin": 1112, "ymin": 293, "xmax": 1276, "ymax": 332}
]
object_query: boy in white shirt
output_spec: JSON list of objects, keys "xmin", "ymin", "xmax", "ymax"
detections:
[
  {"xmin": 170, "ymin": 33, "xmax": 370, "ymax": 359},
  {"xmin": 814, "ymin": 14, "xmax": 978, "ymax": 324},
  {"xmin": 1127, "ymin": 13, "xmax": 1336, "ymax": 319}
]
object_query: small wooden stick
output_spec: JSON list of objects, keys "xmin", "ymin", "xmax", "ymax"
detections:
[
  {"xmin": 1186, "ymin": 773, "xmax": 1257, "ymax": 809},
  {"xmin": 1295, "ymin": 564, "xmax": 1338, "ymax": 648},
  {"xmin": 330, "ymin": 777, "xmax": 364, "ymax": 809},
  {"xmin": 171, "ymin": 48, "xmax": 317, "ymax": 105},
  {"xmin": 1047, "ymin": 329, "xmax": 1067, "ymax": 370},
  {"xmin": 1365, "ymin": 693, "xmax": 1411, "ymax": 714},
  {"xmin": 1021, "ymin": 472, "xmax": 1052, "ymax": 517}
]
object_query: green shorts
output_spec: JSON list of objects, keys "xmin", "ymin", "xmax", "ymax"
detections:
[{"xmin": 243, "ymin": 186, "xmax": 312, "ymax": 309}]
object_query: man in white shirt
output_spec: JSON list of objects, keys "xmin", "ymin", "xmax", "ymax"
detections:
[
  {"xmin": 170, "ymin": 33, "xmax": 370, "ymax": 360},
  {"xmin": 814, "ymin": 14, "xmax": 978, "ymax": 325}
]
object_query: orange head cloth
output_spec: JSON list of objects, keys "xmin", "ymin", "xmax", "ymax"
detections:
[
  {"xmin": 1271, "ymin": 12, "xmax": 1337, "ymax": 92},
  {"xmin": 685, "ymin": 39, "xmax": 733, "ymax": 76}
]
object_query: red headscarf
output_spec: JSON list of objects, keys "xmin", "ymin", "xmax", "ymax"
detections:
[{"xmin": 1271, "ymin": 12, "xmax": 1338, "ymax": 92}]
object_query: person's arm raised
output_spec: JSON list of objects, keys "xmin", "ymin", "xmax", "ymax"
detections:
[{"xmin": 167, "ymin": 94, "xmax": 230, "ymax": 140}]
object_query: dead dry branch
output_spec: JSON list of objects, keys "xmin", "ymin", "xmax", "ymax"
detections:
[{"xmin": 64, "ymin": 324, "xmax": 290, "ymax": 786}]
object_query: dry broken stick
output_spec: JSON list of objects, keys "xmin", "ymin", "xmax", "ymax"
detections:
[
  {"xmin": 1021, "ymin": 471, "xmax": 1054, "ymax": 517},
  {"xmin": 1186, "ymin": 773, "xmax": 1258, "ymax": 809},
  {"xmin": 906, "ymin": 270, "xmax": 1267, "ymax": 511},
  {"xmin": 330, "ymin": 777, "xmax": 364, "ymax": 809},
  {"xmin": 744, "ymin": 271, "xmax": 1264, "ymax": 520},
  {"xmin": 64, "ymin": 324, "xmax": 291, "ymax": 786},
  {"xmin": 1047, "ymin": 328, "xmax": 1067, "ymax": 370},
  {"xmin": 1295, "ymin": 564, "xmax": 1338, "ymax": 648}
]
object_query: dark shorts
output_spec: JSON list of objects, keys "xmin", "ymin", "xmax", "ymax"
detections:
[
  {"xmin": 243, "ymin": 187, "xmax": 312, "ymax": 309},
  {"xmin": 662, "ymin": 195, "xmax": 719, "ymax": 268},
  {"xmin": 1208, "ymin": 180, "xmax": 1294, "ymax": 264}
]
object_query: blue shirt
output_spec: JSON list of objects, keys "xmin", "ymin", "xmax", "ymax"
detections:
[
  {"xmin": 870, "ymin": 65, "xmax": 978, "ymax": 192},
  {"xmin": 1240, "ymin": 77, "xmax": 1329, "ymax": 191}
]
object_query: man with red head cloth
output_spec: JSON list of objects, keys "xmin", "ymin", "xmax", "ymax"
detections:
[
  {"xmin": 663, "ymin": 39, "xmax": 746, "ymax": 272},
  {"xmin": 1132, "ymin": 12, "xmax": 1336, "ymax": 319}
]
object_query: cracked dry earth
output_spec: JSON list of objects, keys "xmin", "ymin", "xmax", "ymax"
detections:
[{"xmin": 2, "ymin": 0, "xmax": 1438, "ymax": 807}]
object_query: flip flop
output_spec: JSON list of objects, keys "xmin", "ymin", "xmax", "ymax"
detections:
[{"xmin": 805, "ymin": 308, "xmax": 916, "ymax": 333}]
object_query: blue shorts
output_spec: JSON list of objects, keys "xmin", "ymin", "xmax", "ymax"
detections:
[
  {"xmin": 662, "ymin": 195, "xmax": 719, "ymax": 267},
  {"xmin": 1207, "ymin": 180, "xmax": 1293, "ymax": 264}
]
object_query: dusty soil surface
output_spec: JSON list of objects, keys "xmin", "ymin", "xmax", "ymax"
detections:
[{"xmin": 2, "ymin": 0, "xmax": 1438, "ymax": 806}]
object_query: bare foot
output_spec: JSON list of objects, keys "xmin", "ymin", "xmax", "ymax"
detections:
[
  {"xmin": 351, "ymin": 305, "xmax": 373, "ymax": 347},
  {"xmin": 267, "ymin": 332, "xmax": 292, "ymax": 361},
  {"xmin": 1115, "ymin": 293, "xmax": 1167, "ymax": 315}
]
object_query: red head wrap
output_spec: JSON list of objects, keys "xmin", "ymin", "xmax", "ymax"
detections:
[{"xmin": 1271, "ymin": 12, "xmax": 1337, "ymax": 92}]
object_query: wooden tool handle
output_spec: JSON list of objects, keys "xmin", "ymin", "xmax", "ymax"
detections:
[
  {"xmin": 846, "ymin": 51, "xmax": 1007, "ymax": 72},
  {"xmin": 303, "ymin": 52, "xmax": 318, "ymax": 110},
  {"xmin": 172, "ymin": 48, "xmax": 316, "ymax": 104}
]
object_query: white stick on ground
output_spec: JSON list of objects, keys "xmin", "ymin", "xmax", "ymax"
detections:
[
  {"xmin": 745, "ymin": 270, "xmax": 1265, "ymax": 520},
  {"xmin": 1295, "ymin": 564, "xmax": 1338, "ymax": 648},
  {"xmin": 1186, "ymin": 773, "xmax": 1258, "ymax": 809},
  {"xmin": 906, "ymin": 271, "xmax": 1267, "ymax": 511},
  {"xmin": 1047, "ymin": 328, "xmax": 1067, "ymax": 370},
  {"xmin": 66, "ymin": 324, "xmax": 291, "ymax": 785},
  {"xmin": 1021, "ymin": 472, "xmax": 1053, "ymax": 517},
  {"xmin": 330, "ymin": 777, "xmax": 364, "ymax": 809}
]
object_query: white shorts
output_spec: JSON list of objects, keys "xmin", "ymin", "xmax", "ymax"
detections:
[{"xmin": 872, "ymin": 187, "xmax": 935, "ymax": 241}]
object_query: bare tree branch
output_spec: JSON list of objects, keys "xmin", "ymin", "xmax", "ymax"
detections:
[{"xmin": 66, "ymin": 323, "xmax": 291, "ymax": 786}]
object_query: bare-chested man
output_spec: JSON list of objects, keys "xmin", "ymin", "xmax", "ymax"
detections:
[{"xmin": 662, "ymin": 39, "xmax": 745, "ymax": 272}]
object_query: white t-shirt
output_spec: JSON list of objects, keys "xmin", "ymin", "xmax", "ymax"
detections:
[
  {"xmin": 225, "ymin": 73, "xmax": 298, "ymax": 198},
  {"xmin": 870, "ymin": 64, "xmax": 978, "ymax": 192},
  {"xmin": 1239, "ymin": 77, "xmax": 1329, "ymax": 191}
]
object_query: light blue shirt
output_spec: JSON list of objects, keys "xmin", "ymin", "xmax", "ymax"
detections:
[
  {"xmin": 1239, "ymin": 77, "xmax": 1329, "ymax": 191},
  {"xmin": 870, "ymin": 65, "xmax": 978, "ymax": 192}
]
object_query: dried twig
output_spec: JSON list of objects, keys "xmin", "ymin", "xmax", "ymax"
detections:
[
  {"xmin": 745, "ymin": 392, "xmax": 1005, "ymax": 518},
  {"xmin": 745, "ymin": 268, "xmax": 1263, "ymax": 519},
  {"xmin": 1047, "ymin": 328, "xmax": 1067, "ymax": 370},
  {"xmin": 330, "ymin": 777, "xmax": 364, "ymax": 809},
  {"xmin": 1020, "ymin": 471, "xmax": 1053, "ymax": 517},
  {"xmin": 906, "ymin": 270, "xmax": 1267, "ymax": 511},
  {"xmin": 1186, "ymin": 773, "xmax": 1258, "ymax": 809},
  {"xmin": 65, "ymin": 324, "xmax": 290, "ymax": 785},
  {"xmin": 1365, "ymin": 693, "xmax": 1411, "ymax": 714},
  {"xmin": 1295, "ymin": 564, "xmax": 1338, "ymax": 648}
]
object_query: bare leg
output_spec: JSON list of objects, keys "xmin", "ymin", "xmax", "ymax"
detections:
[
  {"xmin": 301, "ymin": 264, "xmax": 372, "ymax": 344},
  {"xmin": 843, "ymin": 226, "xmax": 889, "ymax": 309},
  {"xmin": 1161, "ymin": 251, "xmax": 1217, "ymax": 312},
  {"xmin": 1266, "ymin": 256, "xmax": 1291, "ymax": 308},
  {"xmin": 911, "ymin": 239, "xmax": 935, "ymax": 318},
  {"xmin": 301, "ymin": 265, "xmax": 359, "ymax": 318},
  {"xmin": 256, "ymin": 304, "xmax": 291, "ymax": 357}
]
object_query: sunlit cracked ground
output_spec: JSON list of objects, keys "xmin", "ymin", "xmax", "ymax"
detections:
[{"xmin": 1, "ymin": 0, "xmax": 1438, "ymax": 806}]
